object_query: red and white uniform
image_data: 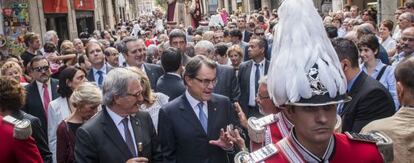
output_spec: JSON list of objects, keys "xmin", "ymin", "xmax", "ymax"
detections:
[
  {"xmin": 0, "ymin": 115, "xmax": 43, "ymax": 163},
  {"xmin": 250, "ymin": 113, "xmax": 293, "ymax": 151},
  {"xmin": 264, "ymin": 132, "xmax": 383, "ymax": 163}
]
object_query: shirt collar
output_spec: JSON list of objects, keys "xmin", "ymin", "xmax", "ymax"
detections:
[
  {"xmin": 36, "ymin": 79, "xmax": 50, "ymax": 88},
  {"xmin": 93, "ymin": 65, "xmax": 107, "ymax": 74},
  {"xmin": 185, "ymin": 90, "xmax": 206, "ymax": 109},
  {"xmin": 167, "ymin": 72, "xmax": 181, "ymax": 78},
  {"xmin": 361, "ymin": 59, "xmax": 385, "ymax": 73},
  {"xmin": 253, "ymin": 59, "xmax": 265, "ymax": 66},
  {"xmin": 106, "ymin": 106, "xmax": 128, "ymax": 126},
  {"xmin": 280, "ymin": 112, "xmax": 293, "ymax": 130},
  {"xmin": 290, "ymin": 129, "xmax": 335, "ymax": 162},
  {"xmin": 347, "ymin": 70, "xmax": 362, "ymax": 92}
]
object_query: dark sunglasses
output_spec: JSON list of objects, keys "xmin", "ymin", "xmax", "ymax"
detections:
[{"xmin": 32, "ymin": 66, "xmax": 49, "ymax": 72}]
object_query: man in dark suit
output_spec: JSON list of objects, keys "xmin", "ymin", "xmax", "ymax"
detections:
[
  {"xmin": 85, "ymin": 41, "xmax": 112, "ymax": 88},
  {"xmin": 121, "ymin": 37, "xmax": 164, "ymax": 90},
  {"xmin": 22, "ymin": 56, "xmax": 59, "ymax": 134},
  {"xmin": 75, "ymin": 68, "xmax": 162, "ymax": 163},
  {"xmin": 158, "ymin": 56, "xmax": 238, "ymax": 163},
  {"xmin": 237, "ymin": 16, "xmax": 251, "ymax": 43},
  {"xmin": 156, "ymin": 47, "xmax": 185, "ymax": 101},
  {"xmin": 332, "ymin": 38, "xmax": 395, "ymax": 133},
  {"xmin": 238, "ymin": 38, "xmax": 269, "ymax": 118},
  {"xmin": 194, "ymin": 40, "xmax": 241, "ymax": 102}
]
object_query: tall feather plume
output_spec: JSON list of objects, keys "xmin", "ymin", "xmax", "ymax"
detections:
[{"xmin": 268, "ymin": 0, "xmax": 347, "ymax": 106}]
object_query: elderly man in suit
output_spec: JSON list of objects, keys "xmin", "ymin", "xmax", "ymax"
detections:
[
  {"xmin": 361, "ymin": 57, "xmax": 414, "ymax": 163},
  {"xmin": 156, "ymin": 47, "xmax": 185, "ymax": 101},
  {"xmin": 120, "ymin": 37, "xmax": 164, "ymax": 90},
  {"xmin": 158, "ymin": 55, "xmax": 238, "ymax": 163},
  {"xmin": 332, "ymin": 38, "xmax": 395, "ymax": 133},
  {"xmin": 22, "ymin": 56, "xmax": 59, "ymax": 134},
  {"xmin": 194, "ymin": 40, "xmax": 241, "ymax": 102},
  {"xmin": 85, "ymin": 41, "xmax": 112, "ymax": 88},
  {"xmin": 75, "ymin": 68, "xmax": 162, "ymax": 163},
  {"xmin": 238, "ymin": 38, "xmax": 269, "ymax": 118}
]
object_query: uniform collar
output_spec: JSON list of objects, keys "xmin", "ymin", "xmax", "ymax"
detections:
[{"xmin": 289, "ymin": 129, "xmax": 335, "ymax": 162}]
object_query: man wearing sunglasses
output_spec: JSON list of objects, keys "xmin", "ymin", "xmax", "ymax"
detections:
[{"xmin": 22, "ymin": 56, "xmax": 59, "ymax": 135}]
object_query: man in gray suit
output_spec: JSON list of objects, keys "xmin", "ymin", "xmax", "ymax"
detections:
[
  {"xmin": 238, "ymin": 38, "xmax": 269, "ymax": 118},
  {"xmin": 75, "ymin": 68, "xmax": 162, "ymax": 163},
  {"xmin": 120, "ymin": 37, "xmax": 164, "ymax": 90},
  {"xmin": 195, "ymin": 40, "xmax": 241, "ymax": 102}
]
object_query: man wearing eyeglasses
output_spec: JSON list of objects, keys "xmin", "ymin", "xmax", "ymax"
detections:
[
  {"xmin": 22, "ymin": 56, "xmax": 59, "ymax": 135},
  {"xmin": 158, "ymin": 55, "xmax": 239, "ymax": 163},
  {"xmin": 75, "ymin": 68, "xmax": 162, "ymax": 163}
]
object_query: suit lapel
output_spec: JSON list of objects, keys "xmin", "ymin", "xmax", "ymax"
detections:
[
  {"xmin": 342, "ymin": 72, "xmax": 366, "ymax": 115},
  {"xmin": 101, "ymin": 107, "xmax": 133, "ymax": 158},
  {"xmin": 207, "ymin": 99, "xmax": 218, "ymax": 137},
  {"xmin": 32, "ymin": 82, "xmax": 44, "ymax": 111},
  {"xmin": 179, "ymin": 95, "xmax": 207, "ymax": 135},
  {"xmin": 88, "ymin": 69, "xmax": 95, "ymax": 82},
  {"xmin": 264, "ymin": 60, "xmax": 270, "ymax": 75},
  {"xmin": 245, "ymin": 61, "xmax": 253, "ymax": 84}
]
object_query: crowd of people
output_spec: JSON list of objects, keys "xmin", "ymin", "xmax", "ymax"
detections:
[{"xmin": 1, "ymin": 0, "xmax": 414, "ymax": 162}]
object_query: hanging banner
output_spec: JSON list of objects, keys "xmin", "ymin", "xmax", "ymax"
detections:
[
  {"xmin": 74, "ymin": 0, "xmax": 94, "ymax": 11},
  {"xmin": 43, "ymin": 0, "xmax": 68, "ymax": 13}
]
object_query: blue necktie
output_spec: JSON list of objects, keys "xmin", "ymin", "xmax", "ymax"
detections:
[
  {"xmin": 255, "ymin": 63, "xmax": 260, "ymax": 93},
  {"xmin": 197, "ymin": 102, "xmax": 208, "ymax": 133},
  {"xmin": 97, "ymin": 70, "xmax": 103, "ymax": 87}
]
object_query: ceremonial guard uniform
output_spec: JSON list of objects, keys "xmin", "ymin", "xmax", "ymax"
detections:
[
  {"xmin": 248, "ymin": 113, "xmax": 293, "ymax": 151},
  {"xmin": 234, "ymin": 0, "xmax": 392, "ymax": 162},
  {"xmin": 0, "ymin": 115, "xmax": 43, "ymax": 163},
  {"xmin": 264, "ymin": 133, "xmax": 383, "ymax": 163}
]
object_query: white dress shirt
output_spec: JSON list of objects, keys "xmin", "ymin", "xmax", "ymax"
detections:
[
  {"xmin": 106, "ymin": 107, "xmax": 138, "ymax": 156},
  {"xmin": 185, "ymin": 90, "xmax": 208, "ymax": 119},
  {"xmin": 92, "ymin": 65, "xmax": 107, "ymax": 85},
  {"xmin": 36, "ymin": 80, "xmax": 52, "ymax": 106},
  {"xmin": 249, "ymin": 59, "xmax": 265, "ymax": 106}
]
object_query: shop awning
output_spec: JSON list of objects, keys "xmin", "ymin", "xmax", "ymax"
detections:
[
  {"xmin": 43, "ymin": 0, "xmax": 68, "ymax": 13},
  {"xmin": 74, "ymin": 0, "xmax": 94, "ymax": 11}
]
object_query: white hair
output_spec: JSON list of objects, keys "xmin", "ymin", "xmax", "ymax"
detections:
[
  {"xmin": 102, "ymin": 68, "xmax": 141, "ymax": 106},
  {"xmin": 44, "ymin": 30, "xmax": 57, "ymax": 43},
  {"xmin": 194, "ymin": 40, "xmax": 214, "ymax": 53}
]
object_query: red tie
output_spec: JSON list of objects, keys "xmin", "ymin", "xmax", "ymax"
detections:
[{"xmin": 43, "ymin": 83, "xmax": 50, "ymax": 114}]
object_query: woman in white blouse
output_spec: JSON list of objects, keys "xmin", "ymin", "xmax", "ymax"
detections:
[
  {"xmin": 47, "ymin": 66, "xmax": 86, "ymax": 163},
  {"xmin": 126, "ymin": 67, "xmax": 169, "ymax": 133},
  {"xmin": 378, "ymin": 20, "xmax": 397, "ymax": 57}
]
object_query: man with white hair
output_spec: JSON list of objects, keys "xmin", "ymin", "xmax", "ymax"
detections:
[
  {"xmin": 394, "ymin": 12, "xmax": 414, "ymax": 40},
  {"xmin": 44, "ymin": 30, "xmax": 59, "ymax": 46},
  {"xmin": 75, "ymin": 68, "xmax": 162, "ymax": 162},
  {"xmin": 194, "ymin": 40, "xmax": 240, "ymax": 102}
]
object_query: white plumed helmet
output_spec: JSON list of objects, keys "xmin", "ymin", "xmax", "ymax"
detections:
[{"xmin": 267, "ymin": 0, "xmax": 351, "ymax": 107}]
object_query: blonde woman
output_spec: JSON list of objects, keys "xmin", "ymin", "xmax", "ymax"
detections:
[
  {"xmin": 0, "ymin": 60, "xmax": 28, "ymax": 86},
  {"xmin": 55, "ymin": 82, "xmax": 102, "ymax": 163},
  {"xmin": 227, "ymin": 45, "xmax": 244, "ymax": 74},
  {"xmin": 126, "ymin": 67, "xmax": 169, "ymax": 132}
]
